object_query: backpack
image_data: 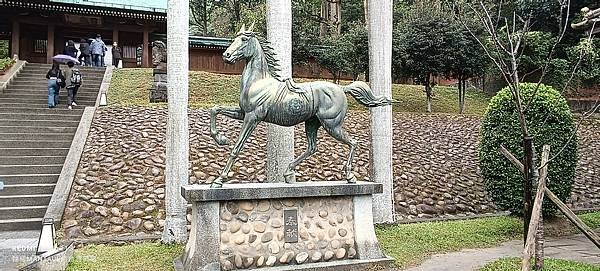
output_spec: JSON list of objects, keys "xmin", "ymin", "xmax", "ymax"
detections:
[{"xmin": 70, "ymin": 69, "xmax": 82, "ymax": 85}]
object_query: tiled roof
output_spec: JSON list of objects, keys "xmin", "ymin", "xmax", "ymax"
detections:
[{"xmin": 50, "ymin": 0, "xmax": 166, "ymax": 13}]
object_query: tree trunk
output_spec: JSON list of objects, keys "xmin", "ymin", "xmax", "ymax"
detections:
[
  {"xmin": 425, "ymin": 79, "xmax": 432, "ymax": 113},
  {"xmin": 368, "ymin": 0, "xmax": 394, "ymax": 224},
  {"xmin": 162, "ymin": 0, "xmax": 189, "ymax": 244},
  {"xmin": 535, "ymin": 215, "xmax": 544, "ymax": 270},
  {"xmin": 266, "ymin": 0, "xmax": 294, "ymax": 183},
  {"xmin": 320, "ymin": 0, "xmax": 342, "ymax": 37},
  {"xmin": 459, "ymin": 78, "xmax": 466, "ymax": 114}
]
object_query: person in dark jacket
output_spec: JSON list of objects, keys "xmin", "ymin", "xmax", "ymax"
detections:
[
  {"xmin": 78, "ymin": 38, "xmax": 91, "ymax": 66},
  {"xmin": 63, "ymin": 40, "xmax": 78, "ymax": 58},
  {"xmin": 112, "ymin": 41, "xmax": 122, "ymax": 68},
  {"xmin": 45, "ymin": 63, "xmax": 64, "ymax": 108}
]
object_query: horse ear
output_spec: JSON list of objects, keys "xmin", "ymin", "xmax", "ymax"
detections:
[
  {"xmin": 238, "ymin": 24, "xmax": 246, "ymax": 34},
  {"xmin": 248, "ymin": 22, "xmax": 255, "ymax": 32}
]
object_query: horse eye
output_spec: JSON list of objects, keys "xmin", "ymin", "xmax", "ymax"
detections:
[{"xmin": 241, "ymin": 36, "xmax": 248, "ymax": 41}]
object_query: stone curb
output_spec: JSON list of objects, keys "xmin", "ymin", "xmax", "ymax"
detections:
[
  {"xmin": 0, "ymin": 60, "xmax": 27, "ymax": 94},
  {"xmin": 95, "ymin": 66, "xmax": 113, "ymax": 107},
  {"xmin": 45, "ymin": 107, "xmax": 97, "ymax": 228}
]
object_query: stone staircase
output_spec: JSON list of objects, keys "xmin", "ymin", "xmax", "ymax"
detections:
[{"xmin": 0, "ymin": 63, "xmax": 104, "ymax": 231}]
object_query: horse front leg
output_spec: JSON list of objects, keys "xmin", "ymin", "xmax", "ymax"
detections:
[
  {"xmin": 211, "ymin": 114, "xmax": 259, "ymax": 188},
  {"xmin": 210, "ymin": 105, "xmax": 245, "ymax": 146},
  {"xmin": 284, "ymin": 117, "xmax": 321, "ymax": 183}
]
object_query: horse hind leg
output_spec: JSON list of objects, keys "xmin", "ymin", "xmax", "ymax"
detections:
[
  {"xmin": 321, "ymin": 118, "xmax": 358, "ymax": 183},
  {"xmin": 284, "ymin": 117, "xmax": 321, "ymax": 183}
]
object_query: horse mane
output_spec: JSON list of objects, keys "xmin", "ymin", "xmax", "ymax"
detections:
[{"xmin": 254, "ymin": 35, "xmax": 283, "ymax": 81}]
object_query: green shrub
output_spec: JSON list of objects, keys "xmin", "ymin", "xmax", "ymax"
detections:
[
  {"xmin": 0, "ymin": 40, "xmax": 8, "ymax": 59},
  {"xmin": 479, "ymin": 83, "xmax": 577, "ymax": 216},
  {"xmin": 0, "ymin": 57, "xmax": 15, "ymax": 72}
]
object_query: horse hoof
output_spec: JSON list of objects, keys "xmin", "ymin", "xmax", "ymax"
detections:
[
  {"xmin": 210, "ymin": 177, "xmax": 224, "ymax": 188},
  {"xmin": 284, "ymin": 171, "xmax": 296, "ymax": 184},
  {"xmin": 346, "ymin": 173, "xmax": 357, "ymax": 184},
  {"xmin": 215, "ymin": 134, "xmax": 230, "ymax": 146}
]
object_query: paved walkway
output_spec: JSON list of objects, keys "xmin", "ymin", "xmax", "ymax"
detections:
[
  {"xmin": 0, "ymin": 230, "xmax": 40, "ymax": 271},
  {"xmin": 404, "ymin": 234, "xmax": 600, "ymax": 271}
]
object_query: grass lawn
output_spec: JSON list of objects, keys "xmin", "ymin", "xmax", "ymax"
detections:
[
  {"xmin": 479, "ymin": 257, "xmax": 600, "ymax": 271},
  {"xmin": 66, "ymin": 213, "xmax": 600, "ymax": 270},
  {"xmin": 108, "ymin": 68, "xmax": 491, "ymax": 115}
]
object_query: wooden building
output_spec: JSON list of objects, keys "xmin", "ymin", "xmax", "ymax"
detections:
[
  {"xmin": 0, "ymin": 0, "xmax": 344, "ymax": 79},
  {"xmin": 1, "ymin": 0, "xmax": 166, "ymax": 67}
]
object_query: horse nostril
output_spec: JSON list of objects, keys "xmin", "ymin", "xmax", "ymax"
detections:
[{"xmin": 223, "ymin": 52, "xmax": 231, "ymax": 58}]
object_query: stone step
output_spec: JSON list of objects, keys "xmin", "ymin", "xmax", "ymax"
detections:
[
  {"xmin": 0, "ymin": 107, "xmax": 84, "ymax": 114},
  {"xmin": 0, "ymin": 184, "xmax": 56, "ymax": 196},
  {"xmin": 4, "ymin": 86, "xmax": 102, "ymax": 92},
  {"xmin": 15, "ymin": 74, "xmax": 105, "ymax": 79},
  {"xmin": 0, "ymin": 206, "xmax": 47, "ymax": 220},
  {"xmin": 0, "ymin": 194, "xmax": 52, "ymax": 207},
  {"xmin": 0, "ymin": 113, "xmax": 81, "ymax": 121},
  {"xmin": 0, "ymin": 174, "xmax": 59, "ymax": 184},
  {"xmin": 0, "ymin": 165, "xmax": 64, "ymax": 175},
  {"xmin": 0, "ymin": 93, "xmax": 98, "ymax": 101},
  {"xmin": 0, "ymin": 126, "xmax": 77, "ymax": 134},
  {"xmin": 0, "ymin": 218, "xmax": 43, "ymax": 231},
  {"xmin": 7, "ymin": 81, "xmax": 103, "ymax": 87},
  {"xmin": 24, "ymin": 64, "xmax": 106, "ymax": 71},
  {"xmin": 0, "ymin": 97, "xmax": 97, "ymax": 106},
  {"xmin": 0, "ymin": 119, "xmax": 81, "ymax": 127},
  {"xmin": 0, "ymin": 103, "xmax": 60, "ymax": 109},
  {"xmin": 1, "ymin": 148, "xmax": 69, "ymax": 156},
  {"xmin": 0, "ymin": 140, "xmax": 72, "ymax": 149},
  {"xmin": 0, "ymin": 133, "xmax": 74, "ymax": 141},
  {"xmin": 0, "ymin": 156, "xmax": 66, "ymax": 165},
  {"xmin": 19, "ymin": 67, "xmax": 106, "ymax": 74}
]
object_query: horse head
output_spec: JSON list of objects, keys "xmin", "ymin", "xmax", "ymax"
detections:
[
  {"xmin": 152, "ymin": 41, "xmax": 167, "ymax": 67},
  {"xmin": 223, "ymin": 23, "xmax": 258, "ymax": 64}
]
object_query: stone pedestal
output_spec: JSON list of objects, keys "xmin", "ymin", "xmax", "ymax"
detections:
[
  {"xmin": 176, "ymin": 182, "xmax": 392, "ymax": 271},
  {"xmin": 150, "ymin": 68, "xmax": 168, "ymax": 103}
]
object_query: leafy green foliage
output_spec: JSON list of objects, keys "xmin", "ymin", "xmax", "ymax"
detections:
[
  {"xmin": 0, "ymin": 40, "xmax": 8, "ymax": 59},
  {"xmin": 377, "ymin": 216, "xmax": 521, "ymax": 268},
  {"xmin": 479, "ymin": 83, "xmax": 577, "ymax": 216},
  {"xmin": 313, "ymin": 23, "xmax": 368, "ymax": 82},
  {"xmin": 480, "ymin": 257, "xmax": 600, "ymax": 271},
  {"xmin": 0, "ymin": 57, "xmax": 15, "ymax": 72},
  {"xmin": 67, "ymin": 242, "xmax": 183, "ymax": 271}
]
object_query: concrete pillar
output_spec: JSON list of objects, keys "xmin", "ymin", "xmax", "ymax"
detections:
[
  {"xmin": 142, "ymin": 27, "xmax": 150, "ymax": 68},
  {"xmin": 368, "ymin": 0, "xmax": 394, "ymax": 223},
  {"xmin": 162, "ymin": 0, "xmax": 189, "ymax": 244},
  {"xmin": 266, "ymin": 0, "xmax": 294, "ymax": 183},
  {"xmin": 11, "ymin": 21, "xmax": 19, "ymax": 59},
  {"xmin": 47, "ymin": 24, "xmax": 55, "ymax": 64}
]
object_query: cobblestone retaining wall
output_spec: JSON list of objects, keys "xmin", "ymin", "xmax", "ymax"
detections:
[{"xmin": 61, "ymin": 107, "xmax": 600, "ymax": 238}]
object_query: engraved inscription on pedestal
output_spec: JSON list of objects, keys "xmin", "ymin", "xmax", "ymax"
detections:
[{"xmin": 284, "ymin": 209, "xmax": 298, "ymax": 243}]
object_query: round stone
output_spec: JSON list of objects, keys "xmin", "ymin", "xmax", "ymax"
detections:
[
  {"xmin": 328, "ymin": 228, "xmax": 336, "ymax": 238},
  {"xmin": 226, "ymin": 202, "xmax": 239, "ymax": 214},
  {"xmin": 307, "ymin": 242, "xmax": 315, "ymax": 250},
  {"xmin": 256, "ymin": 256, "xmax": 265, "ymax": 267},
  {"xmin": 295, "ymin": 252, "xmax": 309, "ymax": 264},
  {"xmin": 221, "ymin": 233, "xmax": 230, "ymax": 243},
  {"xmin": 95, "ymin": 206, "xmax": 108, "ymax": 217},
  {"xmin": 318, "ymin": 240, "xmax": 329, "ymax": 249},
  {"xmin": 324, "ymin": 251, "xmax": 334, "ymax": 261},
  {"xmin": 319, "ymin": 210, "xmax": 328, "ymax": 218},
  {"xmin": 299, "ymin": 229, "xmax": 309, "ymax": 240},
  {"xmin": 221, "ymin": 211, "xmax": 232, "ymax": 221},
  {"xmin": 221, "ymin": 260, "xmax": 233, "ymax": 271},
  {"xmin": 143, "ymin": 221, "xmax": 154, "ymax": 231},
  {"xmin": 244, "ymin": 257, "xmax": 254, "ymax": 268},
  {"xmin": 279, "ymin": 251, "xmax": 294, "ymax": 263},
  {"xmin": 266, "ymin": 256, "xmax": 276, "ymax": 266},
  {"xmin": 335, "ymin": 248, "xmax": 346, "ymax": 259},
  {"xmin": 257, "ymin": 201, "xmax": 270, "ymax": 212},
  {"xmin": 311, "ymin": 251, "xmax": 322, "ymax": 262},
  {"xmin": 317, "ymin": 231, "xmax": 325, "ymax": 241},
  {"xmin": 83, "ymin": 227, "xmax": 98, "ymax": 236},
  {"xmin": 234, "ymin": 255, "xmax": 243, "ymax": 268},
  {"xmin": 268, "ymin": 242, "xmax": 280, "ymax": 254},
  {"xmin": 271, "ymin": 219, "xmax": 282, "ymax": 228},
  {"xmin": 241, "ymin": 224, "xmax": 251, "ymax": 234},
  {"xmin": 348, "ymin": 247, "xmax": 357, "ymax": 258},
  {"xmin": 248, "ymin": 234, "xmax": 257, "ymax": 244},
  {"xmin": 261, "ymin": 232, "xmax": 273, "ymax": 243},
  {"xmin": 338, "ymin": 228, "xmax": 348, "ymax": 237},
  {"xmin": 331, "ymin": 240, "xmax": 341, "ymax": 249},
  {"xmin": 239, "ymin": 201, "xmax": 255, "ymax": 211},
  {"xmin": 109, "ymin": 217, "xmax": 123, "ymax": 225},
  {"xmin": 253, "ymin": 222, "xmax": 266, "ymax": 233},
  {"xmin": 335, "ymin": 214, "xmax": 344, "ymax": 224},
  {"xmin": 230, "ymin": 222, "xmax": 241, "ymax": 233},
  {"xmin": 233, "ymin": 235, "xmax": 245, "ymax": 245},
  {"xmin": 63, "ymin": 220, "xmax": 77, "ymax": 228},
  {"xmin": 126, "ymin": 218, "xmax": 142, "ymax": 230}
]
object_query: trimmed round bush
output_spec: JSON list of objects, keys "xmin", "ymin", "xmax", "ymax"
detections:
[{"xmin": 479, "ymin": 83, "xmax": 577, "ymax": 216}]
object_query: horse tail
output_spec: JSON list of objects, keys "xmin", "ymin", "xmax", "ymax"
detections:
[{"xmin": 343, "ymin": 81, "xmax": 396, "ymax": 107}]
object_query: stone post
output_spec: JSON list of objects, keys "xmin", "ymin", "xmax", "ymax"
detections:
[
  {"xmin": 266, "ymin": 0, "xmax": 294, "ymax": 183},
  {"xmin": 368, "ymin": 0, "xmax": 394, "ymax": 223},
  {"xmin": 162, "ymin": 0, "xmax": 189, "ymax": 243}
]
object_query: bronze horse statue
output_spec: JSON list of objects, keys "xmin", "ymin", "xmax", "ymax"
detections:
[{"xmin": 209, "ymin": 24, "xmax": 394, "ymax": 188}]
